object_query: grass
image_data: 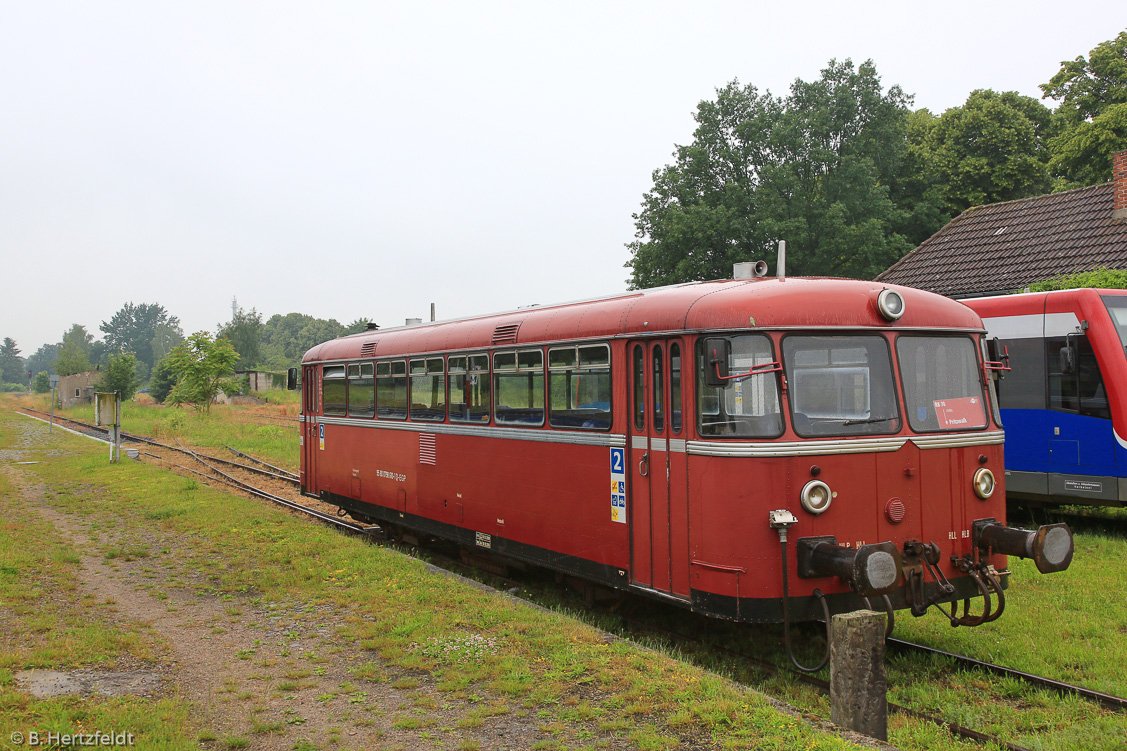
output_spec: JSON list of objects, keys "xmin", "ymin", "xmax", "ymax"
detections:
[
  {"xmin": 13, "ymin": 392, "xmax": 1127, "ymax": 748},
  {"xmin": 0, "ymin": 396, "xmax": 859, "ymax": 750}
]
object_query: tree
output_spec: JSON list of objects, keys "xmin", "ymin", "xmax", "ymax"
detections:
[
  {"xmin": 217, "ymin": 307, "xmax": 263, "ymax": 369},
  {"xmin": 0, "ymin": 337, "xmax": 23, "ymax": 384},
  {"xmin": 97, "ymin": 353, "xmax": 140, "ymax": 401},
  {"xmin": 259, "ymin": 313, "xmax": 346, "ymax": 369},
  {"xmin": 55, "ymin": 324, "xmax": 94, "ymax": 376},
  {"xmin": 26, "ymin": 343, "xmax": 59, "ymax": 380},
  {"xmin": 166, "ymin": 332, "xmax": 239, "ymax": 413},
  {"xmin": 150, "ymin": 323, "xmax": 184, "ymax": 367},
  {"xmin": 1042, "ymin": 30, "xmax": 1127, "ymax": 187},
  {"xmin": 100, "ymin": 302, "xmax": 182, "ymax": 372},
  {"xmin": 626, "ymin": 59, "xmax": 934, "ymax": 286},
  {"xmin": 919, "ymin": 89, "xmax": 1054, "ymax": 213},
  {"xmin": 33, "ymin": 371, "xmax": 50, "ymax": 394},
  {"xmin": 149, "ymin": 358, "xmax": 178, "ymax": 404},
  {"xmin": 344, "ymin": 318, "xmax": 373, "ymax": 336}
]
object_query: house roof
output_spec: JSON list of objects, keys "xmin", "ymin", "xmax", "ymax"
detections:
[{"xmin": 875, "ymin": 182, "xmax": 1127, "ymax": 298}]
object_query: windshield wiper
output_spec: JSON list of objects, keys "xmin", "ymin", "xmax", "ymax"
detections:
[{"xmin": 842, "ymin": 416, "xmax": 897, "ymax": 426}]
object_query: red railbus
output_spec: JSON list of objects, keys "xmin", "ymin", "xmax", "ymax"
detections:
[{"xmin": 300, "ymin": 275, "xmax": 1072, "ymax": 648}]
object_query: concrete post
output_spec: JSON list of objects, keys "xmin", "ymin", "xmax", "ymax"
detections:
[{"xmin": 830, "ymin": 610, "xmax": 887, "ymax": 741}]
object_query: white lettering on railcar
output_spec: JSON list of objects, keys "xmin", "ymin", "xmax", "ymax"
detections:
[
  {"xmin": 376, "ymin": 469, "xmax": 407, "ymax": 482},
  {"xmin": 475, "ymin": 531, "xmax": 491, "ymax": 549}
]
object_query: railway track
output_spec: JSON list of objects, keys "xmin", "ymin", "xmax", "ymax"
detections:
[
  {"xmin": 16, "ymin": 406, "xmax": 1126, "ymax": 749},
  {"xmin": 16, "ymin": 407, "xmax": 363, "ymax": 534}
]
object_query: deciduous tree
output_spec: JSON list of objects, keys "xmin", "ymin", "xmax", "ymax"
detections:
[
  {"xmin": 100, "ymin": 302, "xmax": 182, "ymax": 372},
  {"xmin": 97, "ymin": 353, "xmax": 140, "ymax": 401},
  {"xmin": 166, "ymin": 332, "xmax": 239, "ymax": 413},
  {"xmin": 149, "ymin": 358, "xmax": 177, "ymax": 404},
  {"xmin": 919, "ymin": 89, "xmax": 1054, "ymax": 213},
  {"xmin": 217, "ymin": 307, "xmax": 263, "ymax": 369},
  {"xmin": 626, "ymin": 59, "xmax": 935, "ymax": 286},
  {"xmin": 1042, "ymin": 30, "xmax": 1127, "ymax": 187},
  {"xmin": 55, "ymin": 325, "xmax": 94, "ymax": 376}
]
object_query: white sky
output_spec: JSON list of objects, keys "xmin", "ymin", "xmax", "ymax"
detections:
[{"xmin": 1, "ymin": 2, "xmax": 1121, "ymax": 355}]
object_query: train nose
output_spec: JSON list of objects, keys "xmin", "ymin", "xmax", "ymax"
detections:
[
  {"xmin": 973, "ymin": 520, "xmax": 1075, "ymax": 574},
  {"xmin": 796, "ymin": 538, "xmax": 903, "ymax": 597}
]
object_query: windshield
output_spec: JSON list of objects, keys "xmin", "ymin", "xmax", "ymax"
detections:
[
  {"xmin": 1102, "ymin": 295, "xmax": 1127, "ymax": 352},
  {"xmin": 696, "ymin": 334, "xmax": 783, "ymax": 437},
  {"xmin": 783, "ymin": 335, "xmax": 900, "ymax": 437},
  {"xmin": 896, "ymin": 335, "xmax": 988, "ymax": 432}
]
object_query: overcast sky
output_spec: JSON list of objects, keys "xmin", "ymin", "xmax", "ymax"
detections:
[{"xmin": 1, "ymin": 2, "xmax": 1121, "ymax": 357}]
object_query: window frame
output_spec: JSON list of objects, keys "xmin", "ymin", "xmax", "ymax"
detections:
[
  {"xmin": 448, "ymin": 353, "xmax": 491, "ymax": 424},
  {"xmin": 322, "ymin": 364, "xmax": 348, "ymax": 416},
  {"xmin": 695, "ymin": 334, "xmax": 784, "ymax": 439},
  {"xmin": 493, "ymin": 348, "xmax": 546, "ymax": 427},
  {"xmin": 347, "ymin": 361, "xmax": 375, "ymax": 418},
  {"xmin": 376, "ymin": 359, "xmax": 408, "ymax": 420},
  {"xmin": 546, "ymin": 343, "xmax": 612, "ymax": 431},
  {"xmin": 782, "ymin": 333, "xmax": 901, "ymax": 438},
  {"xmin": 894, "ymin": 333, "xmax": 989, "ymax": 434},
  {"xmin": 409, "ymin": 356, "xmax": 447, "ymax": 422}
]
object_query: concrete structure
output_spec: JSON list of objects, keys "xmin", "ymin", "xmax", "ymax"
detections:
[{"xmin": 57, "ymin": 371, "xmax": 99, "ymax": 408}]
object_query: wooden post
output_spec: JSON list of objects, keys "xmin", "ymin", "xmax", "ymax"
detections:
[{"xmin": 830, "ymin": 610, "xmax": 887, "ymax": 741}]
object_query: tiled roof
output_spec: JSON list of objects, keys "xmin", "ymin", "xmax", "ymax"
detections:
[{"xmin": 875, "ymin": 183, "xmax": 1127, "ymax": 298}]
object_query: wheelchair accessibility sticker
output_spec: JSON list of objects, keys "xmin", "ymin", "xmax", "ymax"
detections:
[{"xmin": 610, "ymin": 447, "xmax": 626, "ymax": 524}]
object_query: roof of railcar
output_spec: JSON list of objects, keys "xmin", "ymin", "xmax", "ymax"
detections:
[{"xmin": 302, "ymin": 277, "xmax": 985, "ymax": 363}]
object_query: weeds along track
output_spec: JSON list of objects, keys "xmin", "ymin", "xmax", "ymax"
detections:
[
  {"xmin": 16, "ymin": 406, "xmax": 1127, "ymax": 749},
  {"xmin": 15, "ymin": 407, "xmax": 367, "ymax": 534}
]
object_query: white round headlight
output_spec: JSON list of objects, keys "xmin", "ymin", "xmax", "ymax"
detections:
[
  {"xmin": 876, "ymin": 289, "xmax": 905, "ymax": 321},
  {"xmin": 801, "ymin": 479, "xmax": 833, "ymax": 515},
  {"xmin": 973, "ymin": 468, "xmax": 996, "ymax": 500}
]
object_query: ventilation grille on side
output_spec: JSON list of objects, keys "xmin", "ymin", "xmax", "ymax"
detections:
[
  {"xmin": 419, "ymin": 434, "xmax": 436, "ymax": 466},
  {"xmin": 492, "ymin": 322, "xmax": 521, "ymax": 345},
  {"xmin": 360, "ymin": 342, "xmax": 377, "ymax": 358}
]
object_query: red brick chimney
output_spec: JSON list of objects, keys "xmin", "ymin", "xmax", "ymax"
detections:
[{"xmin": 1115, "ymin": 150, "xmax": 1127, "ymax": 220}]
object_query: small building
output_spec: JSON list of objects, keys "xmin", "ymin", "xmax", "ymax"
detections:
[
  {"xmin": 57, "ymin": 371, "xmax": 99, "ymax": 408},
  {"xmin": 236, "ymin": 370, "xmax": 288, "ymax": 392},
  {"xmin": 876, "ymin": 151, "xmax": 1127, "ymax": 298}
]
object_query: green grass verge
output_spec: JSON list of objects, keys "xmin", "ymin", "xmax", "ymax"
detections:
[{"xmin": 0, "ymin": 405, "xmax": 858, "ymax": 750}]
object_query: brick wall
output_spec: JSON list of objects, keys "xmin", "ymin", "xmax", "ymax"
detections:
[{"xmin": 1115, "ymin": 150, "xmax": 1127, "ymax": 219}]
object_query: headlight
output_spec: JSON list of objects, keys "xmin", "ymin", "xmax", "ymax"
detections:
[
  {"xmin": 801, "ymin": 479, "xmax": 833, "ymax": 515},
  {"xmin": 876, "ymin": 289, "xmax": 905, "ymax": 321},
  {"xmin": 973, "ymin": 468, "xmax": 996, "ymax": 500}
]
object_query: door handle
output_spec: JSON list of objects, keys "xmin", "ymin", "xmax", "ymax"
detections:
[{"xmin": 639, "ymin": 452, "xmax": 649, "ymax": 477}]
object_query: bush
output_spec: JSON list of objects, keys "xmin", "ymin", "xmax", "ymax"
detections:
[
  {"xmin": 0, "ymin": 382, "xmax": 24, "ymax": 393},
  {"xmin": 1026, "ymin": 267, "xmax": 1127, "ymax": 292}
]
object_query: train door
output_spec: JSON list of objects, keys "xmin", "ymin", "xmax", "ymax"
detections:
[
  {"xmin": 628, "ymin": 339, "xmax": 690, "ymax": 598},
  {"xmin": 302, "ymin": 365, "xmax": 319, "ymax": 497}
]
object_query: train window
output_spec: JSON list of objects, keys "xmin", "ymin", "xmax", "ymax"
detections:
[
  {"xmin": 653, "ymin": 345, "xmax": 665, "ymax": 433},
  {"xmin": 376, "ymin": 360, "xmax": 408, "ymax": 419},
  {"xmin": 410, "ymin": 357, "xmax": 446, "ymax": 421},
  {"xmin": 696, "ymin": 335, "xmax": 782, "ymax": 437},
  {"xmin": 322, "ymin": 365, "xmax": 347, "ymax": 416},
  {"xmin": 671, "ymin": 343, "xmax": 682, "ymax": 434},
  {"xmin": 548, "ymin": 344, "xmax": 611, "ymax": 430},
  {"xmin": 449, "ymin": 354, "xmax": 490, "ymax": 423},
  {"xmin": 494, "ymin": 349, "xmax": 544, "ymax": 426},
  {"xmin": 1046, "ymin": 334, "xmax": 1109, "ymax": 419},
  {"xmin": 347, "ymin": 362, "xmax": 375, "ymax": 418},
  {"xmin": 632, "ymin": 344, "xmax": 645, "ymax": 431},
  {"xmin": 784, "ymin": 335, "xmax": 899, "ymax": 437},
  {"xmin": 896, "ymin": 336, "xmax": 986, "ymax": 432}
]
